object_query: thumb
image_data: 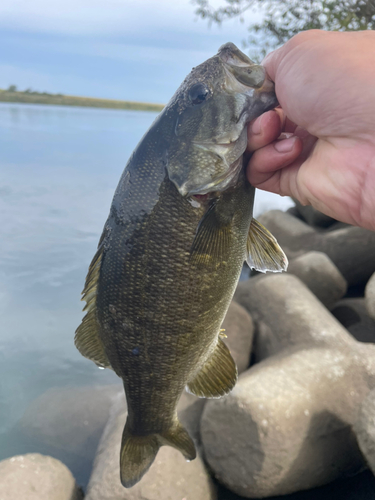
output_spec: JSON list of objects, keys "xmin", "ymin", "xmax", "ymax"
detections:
[{"xmin": 261, "ymin": 44, "xmax": 286, "ymax": 83}]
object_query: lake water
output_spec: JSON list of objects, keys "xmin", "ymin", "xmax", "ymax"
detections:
[{"xmin": 0, "ymin": 103, "xmax": 293, "ymax": 488}]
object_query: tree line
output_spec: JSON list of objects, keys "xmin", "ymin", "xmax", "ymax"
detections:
[
  {"xmin": 5, "ymin": 85, "xmax": 63, "ymax": 97},
  {"xmin": 193, "ymin": 0, "xmax": 375, "ymax": 57}
]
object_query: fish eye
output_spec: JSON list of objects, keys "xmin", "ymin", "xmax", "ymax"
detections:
[{"xmin": 188, "ymin": 83, "xmax": 210, "ymax": 105}]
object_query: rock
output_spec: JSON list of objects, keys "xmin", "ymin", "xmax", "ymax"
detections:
[
  {"xmin": 292, "ymin": 198, "xmax": 336, "ymax": 228},
  {"xmin": 221, "ymin": 301, "xmax": 254, "ymax": 374},
  {"xmin": 18, "ymin": 384, "xmax": 123, "ymax": 487},
  {"xmin": 86, "ymin": 392, "xmax": 216, "ymax": 500},
  {"xmin": 365, "ymin": 272, "xmax": 375, "ymax": 321},
  {"xmin": 201, "ymin": 274, "xmax": 375, "ymax": 498},
  {"xmin": 235, "ymin": 251, "xmax": 347, "ymax": 313},
  {"xmin": 331, "ymin": 298, "xmax": 375, "ymax": 343},
  {"xmin": 258, "ymin": 210, "xmax": 375, "ymax": 286},
  {"xmin": 0, "ymin": 453, "xmax": 83, "ymax": 500}
]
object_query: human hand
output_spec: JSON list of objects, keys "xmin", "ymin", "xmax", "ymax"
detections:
[{"xmin": 246, "ymin": 30, "xmax": 375, "ymax": 231}]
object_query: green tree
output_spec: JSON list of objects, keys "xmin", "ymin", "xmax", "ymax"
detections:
[
  {"xmin": 193, "ymin": 0, "xmax": 375, "ymax": 57},
  {"xmin": 7, "ymin": 84, "xmax": 17, "ymax": 92}
]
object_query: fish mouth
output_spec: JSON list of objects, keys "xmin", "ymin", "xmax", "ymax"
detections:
[
  {"xmin": 218, "ymin": 42, "xmax": 268, "ymax": 92},
  {"xmin": 218, "ymin": 42, "xmax": 278, "ymax": 110}
]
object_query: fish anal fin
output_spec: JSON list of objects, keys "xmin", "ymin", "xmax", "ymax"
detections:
[
  {"xmin": 187, "ymin": 338, "xmax": 237, "ymax": 398},
  {"xmin": 74, "ymin": 245, "xmax": 112, "ymax": 369},
  {"xmin": 246, "ymin": 218, "xmax": 288, "ymax": 273},
  {"xmin": 190, "ymin": 202, "xmax": 232, "ymax": 265},
  {"xmin": 120, "ymin": 419, "xmax": 196, "ymax": 488}
]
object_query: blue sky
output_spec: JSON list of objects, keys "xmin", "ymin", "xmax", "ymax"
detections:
[{"xmin": 0, "ymin": 0, "xmax": 263, "ymax": 103}]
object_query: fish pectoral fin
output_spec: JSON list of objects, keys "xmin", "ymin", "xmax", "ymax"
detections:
[
  {"xmin": 187, "ymin": 338, "xmax": 237, "ymax": 398},
  {"xmin": 246, "ymin": 218, "xmax": 288, "ymax": 273},
  {"xmin": 120, "ymin": 419, "xmax": 196, "ymax": 488},
  {"xmin": 74, "ymin": 245, "xmax": 112, "ymax": 369},
  {"xmin": 190, "ymin": 202, "xmax": 232, "ymax": 265}
]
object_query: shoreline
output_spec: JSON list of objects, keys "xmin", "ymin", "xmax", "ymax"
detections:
[{"xmin": 0, "ymin": 90, "xmax": 164, "ymax": 112}]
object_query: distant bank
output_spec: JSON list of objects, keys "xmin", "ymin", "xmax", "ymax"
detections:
[{"xmin": 0, "ymin": 89, "xmax": 164, "ymax": 113}]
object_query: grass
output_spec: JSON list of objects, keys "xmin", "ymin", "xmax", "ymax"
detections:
[{"xmin": 0, "ymin": 89, "xmax": 165, "ymax": 113}]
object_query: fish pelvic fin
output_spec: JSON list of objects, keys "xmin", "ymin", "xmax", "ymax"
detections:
[
  {"xmin": 74, "ymin": 245, "xmax": 112, "ymax": 369},
  {"xmin": 120, "ymin": 419, "xmax": 196, "ymax": 488},
  {"xmin": 187, "ymin": 338, "xmax": 237, "ymax": 398},
  {"xmin": 246, "ymin": 218, "xmax": 288, "ymax": 273}
]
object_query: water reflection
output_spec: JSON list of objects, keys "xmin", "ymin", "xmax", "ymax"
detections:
[{"xmin": 0, "ymin": 104, "xmax": 157, "ymax": 465}]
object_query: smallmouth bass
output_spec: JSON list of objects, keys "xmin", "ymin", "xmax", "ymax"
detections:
[{"xmin": 75, "ymin": 42, "xmax": 287, "ymax": 488}]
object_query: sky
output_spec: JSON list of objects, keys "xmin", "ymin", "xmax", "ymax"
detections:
[{"xmin": 0, "ymin": 0, "xmax": 263, "ymax": 103}]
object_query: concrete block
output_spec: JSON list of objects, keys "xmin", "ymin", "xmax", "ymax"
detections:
[
  {"xmin": 201, "ymin": 275, "xmax": 375, "ymax": 497},
  {"xmin": 0, "ymin": 453, "xmax": 83, "ymax": 500}
]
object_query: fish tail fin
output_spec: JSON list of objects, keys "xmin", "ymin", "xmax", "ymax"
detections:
[
  {"xmin": 120, "ymin": 418, "xmax": 196, "ymax": 488},
  {"xmin": 160, "ymin": 419, "xmax": 196, "ymax": 461},
  {"xmin": 120, "ymin": 421, "xmax": 161, "ymax": 488}
]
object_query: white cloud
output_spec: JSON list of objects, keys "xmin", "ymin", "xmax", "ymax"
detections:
[
  {"xmin": 0, "ymin": 0, "xmax": 266, "ymax": 101},
  {"xmin": 0, "ymin": 0, "xmax": 262, "ymax": 38}
]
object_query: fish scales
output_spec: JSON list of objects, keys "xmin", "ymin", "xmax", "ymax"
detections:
[
  {"xmin": 75, "ymin": 42, "xmax": 288, "ymax": 488},
  {"xmin": 98, "ymin": 174, "xmax": 249, "ymax": 427}
]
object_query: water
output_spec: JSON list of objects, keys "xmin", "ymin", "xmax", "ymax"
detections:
[{"xmin": 0, "ymin": 103, "xmax": 293, "ymax": 487}]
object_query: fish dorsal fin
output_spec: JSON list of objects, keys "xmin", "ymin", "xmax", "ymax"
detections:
[
  {"xmin": 190, "ymin": 202, "xmax": 232, "ymax": 265},
  {"xmin": 246, "ymin": 218, "xmax": 288, "ymax": 273},
  {"xmin": 187, "ymin": 338, "xmax": 237, "ymax": 398},
  {"xmin": 74, "ymin": 245, "xmax": 112, "ymax": 369}
]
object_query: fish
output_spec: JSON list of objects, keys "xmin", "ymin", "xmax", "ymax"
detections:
[{"xmin": 75, "ymin": 42, "xmax": 288, "ymax": 488}]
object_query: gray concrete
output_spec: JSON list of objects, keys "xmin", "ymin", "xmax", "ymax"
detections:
[
  {"xmin": 292, "ymin": 198, "xmax": 336, "ymax": 228},
  {"xmin": 20, "ymin": 385, "xmax": 123, "ymax": 459},
  {"xmin": 201, "ymin": 274, "xmax": 375, "ymax": 498},
  {"xmin": 365, "ymin": 272, "xmax": 375, "ymax": 321},
  {"xmin": 331, "ymin": 298, "xmax": 375, "ymax": 343},
  {"xmin": 86, "ymin": 392, "xmax": 215, "ymax": 500},
  {"xmin": 258, "ymin": 210, "xmax": 375, "ymax": 286},
  {"xmin": 221, "ymin": 300, "xmax": 254, "ymax": 374},
  {"xmin": 18, "ymin": 384, "xmax": 123, "ymax": 487},
  {"xmin": 0, "ymin": 453, "xmax": 83, "ymax": 500},
  {"xmin": 287, "ymin": 251, "xmax": 347, "ymax": 309},
  {"xmin": 354, "ymin": 389, "xmax": 375, "ymax": 475},
  {"xmin": 235, "ymin": 251, "xmax": 347, "ymax": 312}
]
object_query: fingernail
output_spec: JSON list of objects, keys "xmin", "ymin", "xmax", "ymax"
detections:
[
  {"xmin": 274, "ymin": 136, "xmax": 296, "ymax": 153},
  {"xmin": 251, "ymin": 115, "xmax": 262, "ymax": 135}
]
